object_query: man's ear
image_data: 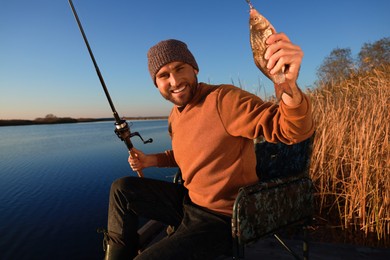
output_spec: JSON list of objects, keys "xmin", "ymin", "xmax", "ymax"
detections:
[{"xmin": 194, "ymin": 69, "xmax": 199, "ymax": 75}]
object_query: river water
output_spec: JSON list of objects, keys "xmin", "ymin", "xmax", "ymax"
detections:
[{"xmin": 0, "ymin": 120, "xmax": 176, "ymax": 259}]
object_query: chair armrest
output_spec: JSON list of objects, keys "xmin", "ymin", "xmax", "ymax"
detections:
[{"xmin": 238, "ymin": 174, "xmax": 307, "ymax": 195}]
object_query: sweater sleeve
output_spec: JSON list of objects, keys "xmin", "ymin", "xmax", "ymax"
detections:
[
  {"xmin": 154, "ymin": 110, "xmax": 179, "ymax": 168},
  {"xmin": 217, "ymin": 85, "xmax": 314, "ymax": 144},
  {"xmin": 156, "ymin": 150, "xmax": 178, "ymax": 168},
  {"xmin": 278, "ymin": 92, "xmax": 315, "ymax": 143}
]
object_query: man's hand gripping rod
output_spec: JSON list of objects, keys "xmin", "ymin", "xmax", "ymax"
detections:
[{"xmin": 68, "ymin": 0, "xmax": 152, "ymax": 177}]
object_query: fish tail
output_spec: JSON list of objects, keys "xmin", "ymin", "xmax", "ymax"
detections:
[
  {"xmin": 274, "ymin": 82, "xmax": 293, "ymax": 100},
  {"xmin": 273, "ymin": 71, "xmax": 286, "ymax": 85}
]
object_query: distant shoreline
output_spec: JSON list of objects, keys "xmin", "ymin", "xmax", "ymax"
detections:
[{"xmin": 0, "ymin": 116, "xmax": 168, "ymax": 127}]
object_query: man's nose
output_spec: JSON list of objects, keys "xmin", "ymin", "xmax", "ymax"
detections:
[{"xmin": 169, "ymin": 73, "xmax": 179, "ymax": 87}]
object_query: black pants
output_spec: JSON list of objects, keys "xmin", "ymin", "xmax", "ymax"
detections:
[{"xmin": 107, "ymin": 176, "xmax": 232, "ymax": 259}]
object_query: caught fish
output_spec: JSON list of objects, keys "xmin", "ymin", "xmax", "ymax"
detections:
[{"xmin": 246, "ymin": 0, "xmax": 293, "ymax": 99}]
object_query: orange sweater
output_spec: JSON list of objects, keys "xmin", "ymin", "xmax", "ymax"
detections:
[{"xmin": 156, "ymin": 83, "xmax": 314, "ymax": 216}]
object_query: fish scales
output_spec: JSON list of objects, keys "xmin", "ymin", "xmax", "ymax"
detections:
[{"xmin": 248, "ymin": 4, "xmax": 293, "ymax": 99}]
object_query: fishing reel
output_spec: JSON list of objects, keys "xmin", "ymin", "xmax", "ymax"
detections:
[{"xmin": 114, "ymin": 119, "xmax": 153, "ymax": 151}]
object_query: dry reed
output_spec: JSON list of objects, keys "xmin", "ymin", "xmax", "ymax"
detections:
[{"xmin": 307, "ymin": 65, "xmax": 390, "ymax": 247}]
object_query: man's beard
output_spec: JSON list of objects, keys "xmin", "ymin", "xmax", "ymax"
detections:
[{"xmin": 162, "ymin": 75, "xmax": 198, "ymax": 107}]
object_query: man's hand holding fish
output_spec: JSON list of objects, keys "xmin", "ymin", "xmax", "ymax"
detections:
[{"xmin": 265, "ymin": 32, "xmax": 304, "ymax": 106}]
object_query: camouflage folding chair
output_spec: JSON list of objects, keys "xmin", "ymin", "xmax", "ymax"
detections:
[{"xmin": 231, "ymin": 136, "xmax": 314, "ymax": 260}]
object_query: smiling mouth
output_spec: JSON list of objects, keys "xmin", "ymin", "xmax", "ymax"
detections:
[{"xmin": 171, "ymin": 85, "xmax": 186, "ymax": 93}]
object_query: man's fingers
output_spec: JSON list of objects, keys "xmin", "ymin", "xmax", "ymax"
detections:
[{"xmin": 265, "ymin": 40, "xmax": 303, "ymax": 81}]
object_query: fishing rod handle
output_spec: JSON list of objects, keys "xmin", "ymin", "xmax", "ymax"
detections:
[{"xmin": 129, "ymin": 149, "xmax": 144, "ymax": 178}]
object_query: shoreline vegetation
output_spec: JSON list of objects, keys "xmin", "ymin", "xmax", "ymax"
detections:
[
  {"xmin": 307, "ymin": 65, "xmax": 389, "ymax": 248},
  {"xmin": 0, "ymin": 115, "xmax": 168, "ymax": 127}
]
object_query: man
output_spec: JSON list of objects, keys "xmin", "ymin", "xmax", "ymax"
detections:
[{"xmin": 105, "ymin": 35, "xmax": 314, "ymax": 259}]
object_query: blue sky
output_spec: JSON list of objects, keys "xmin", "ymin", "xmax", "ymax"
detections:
[{"xmin": 1, "ymin": 0, "xmax": 389, "ymax": 120}]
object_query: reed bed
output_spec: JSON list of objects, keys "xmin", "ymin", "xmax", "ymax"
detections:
[{"xmin": 307, "ymin": 65, "xmax": 390, "ymax": 247}]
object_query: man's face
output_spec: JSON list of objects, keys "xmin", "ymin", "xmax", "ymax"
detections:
[{"xmin": 155, "ymin": 61, "xmax": 198, "ymax": 107}]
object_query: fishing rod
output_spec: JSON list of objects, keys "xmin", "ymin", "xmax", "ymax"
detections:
[{"xmin": 68, "ymin": 0, "xmax": 152, "ymax": 178}]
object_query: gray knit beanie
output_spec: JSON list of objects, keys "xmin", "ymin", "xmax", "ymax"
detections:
[{"xmin": 147, "ymin": 39, "xmax": 199, "ymax": 83}]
